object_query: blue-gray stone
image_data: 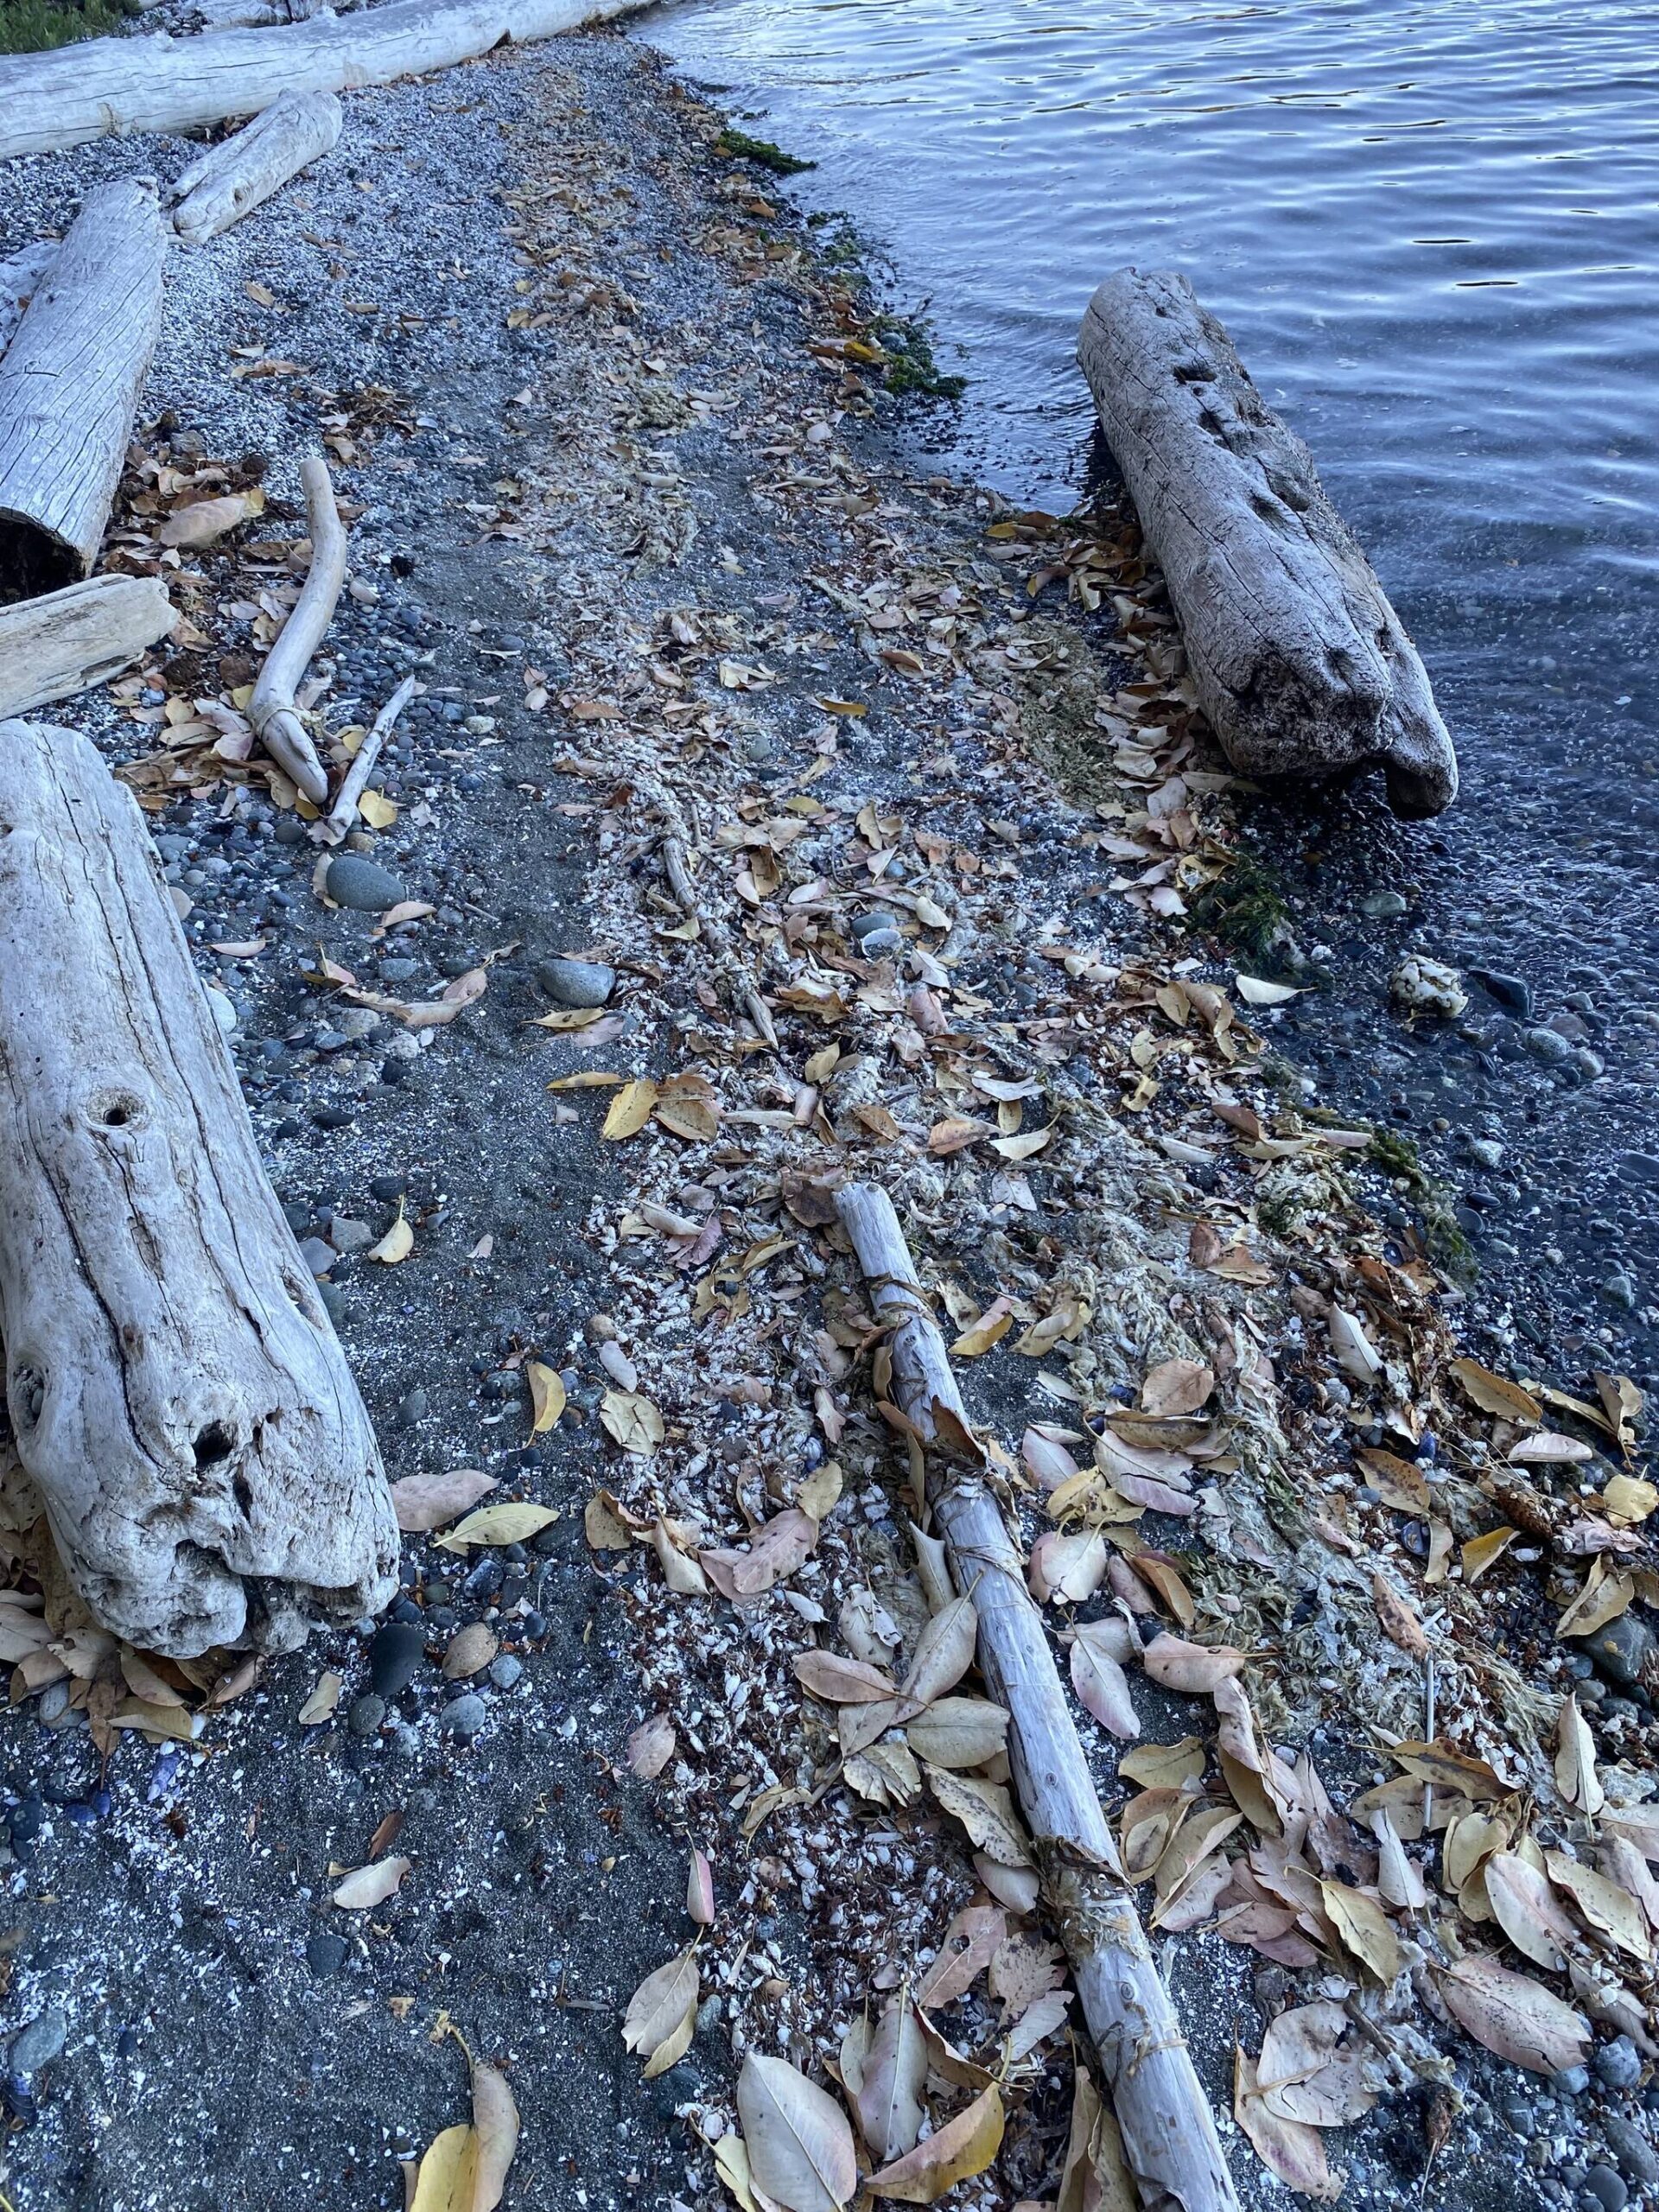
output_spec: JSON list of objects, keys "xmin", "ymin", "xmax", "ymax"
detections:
[
  {"xmin": 1594, "ymin": 2035, "xmax": 1643, "ymax": 2091},
  {"xmin": 534, "ymin": 957, "xmax": 615, "ymax": 1009},
  {"xmin": 1526, "ymin": 1026, "xmax": 1574, "ymax": 1067},
  {"xmin": 348, "ymin": 1694, "xmax": 385, "ymax": 1738},
  {"xmin": 1585, "ymin": 2165, "xmax": 1628, "ymax": 2212},
  {"xmin": 306, "ymin": 1929, "xmax": 348, "ymax": 1979},
  {"xmin": 441, "ymin": 1693, "xmax": 487, "ymax": 1740},
  {"xmin": 1603, "ymin": 2117, "xmax": 1657, "ymax": 2186},
  {"xmin": 369, "ymin": 1621, "xmax": 426, "ymax": 1699},
  {"xmin": 488, "ymin": 1655, "xmax": 524, "ymax": 1690},
  {"xmin": 11, "ymin": 2008, "xmax": 67, "ymax": 2074},
  {"xmin": 324, "ymin": 855, "xmax": 407, "ymax": 913}
]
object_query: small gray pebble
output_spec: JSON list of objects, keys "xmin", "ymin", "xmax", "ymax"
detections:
[
  {"xmin": 1584, "ymin": 2166, "xmax": 1628, "ymax": 2212},
  {"xmin": 849, "ymin": 908, "xmax": 903, "ymax": 941},
  {"xmin": 370, "ymin": 1620, "xmax": 426, "ymax": 1698},
  {"xmin": 1526, "ymin": 1026, "xmax": 1575, "ymax": 1067},
  {"xmin": 327, "ymin": 1217, "xmax": 373, "ymax": 1255},
  {"xmin": 1595, "ymin": 2034, "xmax": 1643, "ymax": 2091},
  {"xmin": 306, "ymin": 1929, "xmax": 348, "ymax": 1979},
  {"xmin": 1359, "ymin": 888, "xmax": 1409, "ymax": 919},
  {"xmin": 11, "ymin": 2006, "xmax": 68, "ymax": 2074},
  {"xmin": 325, "ymin": 854, "xmax": 408, "ymax": 913},
  {"xmin": 534, "ymin": 957, "xmax": 615, "ymax": 1009},
  {"xmin": 488, "ymin": 1655, "xmax": 523, "ymax": 1690},
  {"xmin": 348, "ymin": 1694, "xmax": 386, "ymax": 1738},
  {"xmin": 1586, "ymin": 1617, "xmax": 1653, "ymax": 1688},
  {"xmin": 395, "ymin": 1389, "xmax": 429, "ymax": 1429},
  {"xmin": 1554, "ymin": 2064, "xmax": 1592, "ymax": 2098},
  {"xmin": 441, "ymin": 1692, "xmax": 487, "ymax": 1740},
  {"xmin": 1603, "ymin": 1270, "xmax": 1638, "ymax": 1311},
  {"xmin": 299, "ymin": 1236, "xmax": 335, "ymax": 1276}
]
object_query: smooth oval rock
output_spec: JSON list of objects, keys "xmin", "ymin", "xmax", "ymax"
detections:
[
  {"xmin": 440, "ymin": 1692, "xmax": 487, "ymax": 1740},
  {"xmin": 325, "ymin": 854, "xmax": 407, "ymax": 913},
  {"xmin": 368, "ymin": 1619, "xmax": 426, "ymax": 1699},
  {"xmin": 534, "ymin": 956, "xmax": 615, "ymax": 1009}
]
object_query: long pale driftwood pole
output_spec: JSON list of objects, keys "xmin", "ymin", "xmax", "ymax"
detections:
[
  {"xmin": 0, "ymin": 0, "xmax": 641, "ymax": 162},
  {"xmin": 0, "ymin": 183, "xmax": 167, "ymax": 602},
  {"xmin": 170, "ymin": 88, "xmax": 344, "ymax": 244},
  {"xmin": 837, "ymin": 1184, "xmax": 1239, "ymax": 2212},
  {"xmin": 0, "ymin": 243, "xmax": 55, "ymax": 359},
  {"xmin": 317, "ymin": 671, "xmax": 417, "ymax": 843},
  {"xmin": 0, "ymin": 719, "xmax": 399, "ymax": 1656},
  {"xmin": 1077, "ymin": 268, "xmax": 1458, "ymax": 820},
  {"xmin": 0, "ymin": 575, "xmax": 175, "ymax": 718},
  {"xmin": 248, "ymin": 453, "xmax": 343, "ymax": 802}
]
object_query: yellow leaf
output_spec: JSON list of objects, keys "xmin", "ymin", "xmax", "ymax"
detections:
[
  {"xmin": 867, "ymin": 2083, "xmax": 1003, "ymax": 2202},
  {"xmin": 546, "ymin": 1071, "xmax": 625, "ymax": 1090},
  {"xmin": 1461, "ymin": 1526, "xmax": 1517, "ymax": 1585},
  {"xmin": 1319, "ymin": 1880, "xmax": 1403, "ymax": 1984},
  {"xmin": 1604, "ymin": 1474, "xmax": 1657, "ymax": 1526},
  {"xmin": 529, "ymin": 1006, "xmax": 606, "ymax": 1030},
  {"xmin": 367, "ymin": 1203, "xmax": 414, "ymax": 1264},
  {"xmin": 601, "ymin": 1389, "xmax": 665, "ymax": 1455},
  {"xmin": 950, "ymin": 1300, "xmax": 1014, "ymax": 1360},
  {"xmin": 1448, "ymin": 1358, "xmax": 1541, "ymax": 1427},
  {"xmin": 527, "ymin": 1361, "xmax": 566, "ymax": 1434},
  {"xmin": 433, "ymin": 1502, "xmax": 560, "ymax": 1553},
  {"xmin": 358, "ymin": 788, "xmax": 398, "ymax": 830},
  {"xmin": 991, "ymin": 1126, "xmax": 1052, "ymax": 1162},
  {"xmin": 602, "ymin": 1078, "xmax": 658, "ymax": 1139}
]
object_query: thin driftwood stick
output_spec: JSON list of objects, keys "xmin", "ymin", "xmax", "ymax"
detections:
[
  {"xmin": 169, "ymin": 88, "xmax": 344, "ymax": 245},
  {"xmin": 0, "ymin": 573, "xmax": 175, "ymax": 718},
  {"xmin": 837, "ymin": 1182, "xmax": 1240, "ymax": 2212},
  {"xmin": 0, "ymin": 182, "xmax": 167, "ymax": 601},
  {"xmin": 248, "ymin": 452, "xmax": 343, "ymax": 803},
  {"xmin": 317, "ymin": 672, "xmax": 417, "ymax": 844},
  {"xmin": 0, "ymin": 717, "xmax": 399, "ymax": 1656},
  {"xmin": 662, "ymin": 830, "xmax": 779, "ymax": 1048},
  {"xmin": 0, "ymin": 0, "xmax": 640, "ymax": 162}
]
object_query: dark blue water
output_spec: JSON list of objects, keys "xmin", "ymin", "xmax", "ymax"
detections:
[{"xmin": 645, "ymin": 0, "xmax": 1659, "ymax": 1355}]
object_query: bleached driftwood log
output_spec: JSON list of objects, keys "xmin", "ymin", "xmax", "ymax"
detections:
[
  {"xmin": 0, "ymin": 183, "xmax": 167, "ymax": 602},
  {"xmin": 0, "ymin": 243, "xmax": 55, "ymax": 359},
  {"xmin": 1078, "ymin": 269, "xmax": 1458, "ymax": 818},
  {"xmin": 837, "ymin": 1183, "xmax": 1240, "ymax": 2212},
  {"xmin": 0, "ymin": 718, "xmax": 398, "ymax": 1656},
  {"xmin": 248, "ymin": 453, "xmax": 343, "ymax": 802},
  {"xmin": 192, "ymin": 0, "xmax": 327, "ymax": 28},
  {"xmin": 0, "ymin": 575, "xmax": 175, "ymax": 718},
  {"xmin": 0, "ymin": 0, "xmax": 639, "ymax": 161},
  {"xmin": 170, "ymin": 89, "xmax": 344, "ymax": 243}
]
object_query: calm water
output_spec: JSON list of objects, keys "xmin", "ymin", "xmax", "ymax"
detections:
[{"xmin": 644, "ymin": 0, "xmax": 1659, "ymax": 1353}]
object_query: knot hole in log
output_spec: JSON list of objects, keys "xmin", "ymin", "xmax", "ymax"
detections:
[
  {"xmin": 9, "ymin": 1361, "xmax": 46, "ymax": 1433},
  {"xmin": 86, "ymin": 1085, "xmax": 148, "ymax": 1134}
]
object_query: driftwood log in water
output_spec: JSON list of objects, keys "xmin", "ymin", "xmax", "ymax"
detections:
[
  {"xmin": 838, "ymin": 1181, "xmax": 1241, "ymax": 2212},
  {"xmin": 0, "ymin": 719, "xmax": 398, "ymax": 1656},
  {"xmin": 0, "ymin": 575, "xmax": 175, "ymax": 719},
  {"xmin": 170, "ymin": 88, "xmax": 344, "ymax": 243},
  {"xmin": 0, "ymin": 183, "xmax": 167, "ymax": 602},
  {"xmin": 0, "ymin": 0, "xmax": 639, "ymax": 161},
  {"xmin": 1078, "ymin": 268, "xmax": 1458, "ymax": 818}
]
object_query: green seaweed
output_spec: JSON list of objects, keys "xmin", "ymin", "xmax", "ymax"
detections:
[
  {"xmin": 716, "ymin": 128, "xmax": 817, "ymax": 177},
  {"xmin": 1187, "ymin": 850, "xmax": 1292, "ymax": 967},
  {"xmin": 1366, "ymin": 1126, "xmax": 1477, "ymax": 1281},
  {"xmin": 871, "ymin": 315, "xmax": 967, "ymax": 400}
]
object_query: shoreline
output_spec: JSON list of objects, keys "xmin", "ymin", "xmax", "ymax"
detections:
[{"xmin": 0, "ymin": 18, "xmax": 1651, "ymax": 2212}]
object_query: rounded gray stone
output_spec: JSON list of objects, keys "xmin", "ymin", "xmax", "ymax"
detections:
[
  {"xmin": 11, "ymin": 2006, "xmax": 67, "ymax": 2074},
  {"xmin": 1585, "ymin": 2165, "xmax": 1627, "ymax": 2212},
  {"xmin": 534, "ymin": 957, "xmax": 615, "ymax": 1009},
  {"xmin": 1359, "ymin": 888, "xmax": 1409, "ymax": 919},
  {"xmin": 1603, "ymin": 2116, "xmax": 1658, "ymax": 2186},
  {"xmin": 1586, "ymin": 1617, "xmax": 1653, "ymax": 1688},
  {"xmin": 488, "ymin": 1655, "xmax": 524, "ymax": 1690},
  {"xmin": 1525, "ymin": 1026, "xmax": 1574, "ymax": 1067},
  {"xmin": 441, "ymin": 1692, "xmax": 487, "ymax": 1740},
  {"xmin": 1593, "ymin": 2033, "xmax": 1643, "ymax": 2091},
  {"xmin": 348, "ymin": 1694, "xmax": 386, "ymax": 1738},
  {"xmin": 325, "ymin": 854, "xmax": 408, "ymax": 913}
]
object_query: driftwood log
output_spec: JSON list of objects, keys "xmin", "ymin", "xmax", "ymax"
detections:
[
  {"xmin": 837, "ymin": 1184, "xmax": 1240, "ymax": 2212},
  {"xmin": 0, "ymin": 0, "xmax": 639, "ymax": 161},
  {"xmin": 0, "ymin": 574, "xmax": 175, "ymax": 719},
  {"xmin": 248, "ymin": 453, "xmax": 343, "ymax": 803},
  {"xmin": 0, "ymin": 182, "xmax": 167, "ymax": 603},
  {"xmin": 0, "ymin": 719, "xmax": 398, "ymax": 1656},
  {"xmin": 1077, "ymin": 269, "xmax": 1458, "ymax": 819},
  {"xmin": 0, "ymin": 242, "xmax": 55, "ymax": 359},
  {"xmin": 170, "ymin": 89, "xmax": 345, "ymax": 244}
]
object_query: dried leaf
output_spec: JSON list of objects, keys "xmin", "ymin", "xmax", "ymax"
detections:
[
  {"xmin": 368, "ymin": 1205, "xmax": 414, "ymax": 1264},
  {"xmin": 1462, "ymin": 1526, "xmax": 1517, "ymax": 1585},
  {"xmin": 433, "ymin": 1503, "xmax": 559, "ymax": 1553},
  {"xmin": 916, "ymin": 1904, "xmax": 1007, "ymax": 2008},
  {"xmin": 1235, "ymin": 2047, "xmax": 1340, "ymax": 2201},
  {"xmin": 1448, "ymin": 1358, "xmax": 1541, "ymax": 1427},
  {"xmin": 950, "ymin": 1300, "xmax": 1014, "ymax": 1359},
  {"xmin": 1555, "ymin": 1694, "xmax": 1605, "ymax": 1815},
  {"xmin": 794, "ymin": 1649, "xmax": 897, "ymax": 1704},
  {"xmin": 1256, "ymin": 2000, "xmax": 1376, "ymax": 2128},
  {"xmin": 1484, "ymin": 1852, "xmax": 1575, "ymax": 1972},
  {"xmin": 526, "ymin": 1361, "xmax": 566, "ymax": 1434},
  {"xmin": 1436, "ymin": 1954, "xmax": 1589, "ymax": 2075},
  {"xmin": 603, "ymin": 1078, "xmax": 658, "ymax": 1139},
  {"xmin": 299, "ymin": 1669, "xmax": 343, "ymax": 1726},
  {"xmin": 737, "ymin": 2052, "xmax": 857, "ymax": 2212},
  {"xmin": 1120, "ymin": 1738, "xmax": 1205, "ymax": 1789},
  {"xmin": 1547, "ymin": 1850, "xmax": 1652, "ymax": 1961},
  {"xmin": 904, "ymin": 1696, "xmax": 1009, "ymax": 1770},
  {"xmin": 1141, "ymin": 1634, "xmax": 1244, "ymax": 1694},
  {"xmin": 702, "ymin": 1508, "xmax": 820, "ymax": 1599},
  {"xmin": 855, "ymin": 1998, "xmax": 927, "ymax": 2164},
  {"xmin": 1069, "ymin": 1620, "xmax": 1141, "ymax": 1739},
  {"xmin": 1371, "ymin": 1574, "xmax": 1427, "ymax": 1660},
  {"xmin": 627, "ymin": 1713, "xmax": 677, "ymax": 1779},
  {"xmin": 391, "ymin": 1468, "xmax": 498, "ymax": 1533},
  {"xmin": 1319, "ymin": 1881, "xmax": 1402, "ymax": 1984},
  {"xmin": 866, "ymin": 2082, "xmax": 1003, "ymax": 2203},
  {"xmin": 601, "ymin": 1389, "xmax": 665, "ymax": 1455},
  {"xmin": 925, "ymin": 1766, "xmax": 1031, "ymax": 1866},
  {"xmin": 624, "ymin": 1947, "xmax": 700, "ymax": 2077},
  {"xmin": 442, "ymin": 1624, "xmax": 498, "ymax": 1681},
  {"xmin": 901, "ymin": 1595, "xmax": 978, "ymax": 1703},
  {"xmin": 688, "ymin": 1848, "xmax": 715, "ymax": 1925},
  {"xmin": 1140, "ymin": 1357, "xmax": 1213, "ymax": 1417}
]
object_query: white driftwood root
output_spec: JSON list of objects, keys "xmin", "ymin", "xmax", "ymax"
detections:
[
  {"xmin": 0, "ymin": 575, "xmax": 175, "ymax": 718},
  {"xmin": 0, "ymin": 183, "xmax": 167, "ymax": 602},
  {"xmin": 838, "ymin": 1183, "xmax": 1240, "ymax": 2212},
  {"xmin": 317, "ymin": 672, "xmax": 416, "ymax": 843},
  {"xmin": 170, "ymin": 89, "xmax": 344, "ymax": 244},
  {"xmin": 248, "ymin": 453, "xmax": 343, "ymax": 802},
  {"xmin": 0, "ymin": 0, "xmax": 640, "ymax": 161},
  {"xmin": 1078, "ymin": 268, "xmax": 1458, "ymax": 818},
  {"xmin": 0, "ymin": 243, "xmax": 55, "ymax": 359},
  {"xmin": 0, "ymin": 719, "xmax": 398, "ymax": 1656}
]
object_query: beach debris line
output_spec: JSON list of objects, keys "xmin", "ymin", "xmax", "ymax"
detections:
[
  {"xmin": 0, "ymin": 0, "xmax": 644, "ymax": 162},
  {"xmin": 0, "ymin": 180, "xmax": 167, "ymax": 602},
  {"xmin": 168, "ymin": 87, "xmax": 345, "ymax": 246},
  {"xmin": 0, "ymin": 717, "xmax": 397, "ymax": 1657},
  {"xmin": 0, "ymin": 572, "xmax": 175, "ymax": 719},
  {"xmin": 1077, "ymin": 267, "xmax": 1459, "ymax": 818}
]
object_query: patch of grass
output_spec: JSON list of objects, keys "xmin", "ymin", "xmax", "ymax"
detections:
[
  {"xmin": 0, "ymin": 0, "xmax": 128, "ymax": 51},
  {"xmin": 715, "ymin": 128, "xmax": 817, "ymax": 177},
  {"xmin": 1187, "ymin": 849, "xmax": 1292, "ymax": 967},
  {"xmin": 872, "ymin": 314, "xmax": 966, "ymax": 401}
]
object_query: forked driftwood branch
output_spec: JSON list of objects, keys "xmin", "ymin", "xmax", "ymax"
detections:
[
  {"xmin": 248, "ymin": 452, "xmax": 345, "ymax": 803},
  {"xmin": 317, "ymin": 672, "xmax": 417, "ymax": 844},
  {"xmin": 837, "ymin": 1182, "xmax": 1240, "ymax": 2212},
  {"xmin": 1077, "ymin": 267, "xmax": 1457, "ymax": 819},
  {"xmin": 0, "ymin": 574, "xmax": 175, "ymax": 719},
  {"xmin": 0, "ymin": 718, "xmax": 399, "ymax": 1656}
]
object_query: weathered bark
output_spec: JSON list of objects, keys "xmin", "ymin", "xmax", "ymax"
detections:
[
  {"xmin": 0, "ymin": 575, "xmax": 175, "ymax": 719},
  {"xmin": 0, "ymin": 0, "xmax": 641, "ymax": 161},
  {"xmin": 838, "ymin": 1183, "xmax": 1240, "ymax": 2212},
  {"xmin": 0, "ymin": 243, "xmax": 55, "ymax": 359},
  {"xmin": 170, "ymin": 89, "xmax": 344, "ymax": 244},
  {"xmin": 0, "ymin": 719, "xmax": 398, "ymax": 1656},
  {"xmin": 1078, "ymin": 268, "xmax": 1458, "ymax": 819},
  {"xmin": 248, "ymin": 453, "xmax": 343, "ymax": 802},
  {"xmin": 0, "ymin": 183, "xmax": 167, "ymax": 604}
]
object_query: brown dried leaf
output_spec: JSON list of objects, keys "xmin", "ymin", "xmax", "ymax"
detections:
[
  {"xmin": 1436, "ymin": 1955, "xmax": 1589, "ymax": 2075},
  {"xmin": 866, "ymin": 2083, "xmax": 1003, "ymax": 2203}
]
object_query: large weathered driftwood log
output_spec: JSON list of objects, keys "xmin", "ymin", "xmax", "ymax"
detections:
[
  {"xmin": 170, "ymin": 88, "xmax": 344, "ymax": 244},
  {"xmin": 0, "ymin": 0, "xmax": 639, "ymax": 161},
  {"xmin": 0, "ymin": 574, "xmax": 175, "ymax": 718},
  {"xmin": 0, "ymin": 183, "xmax": 167, "ymax": 603},
  {"xmin": 0, "ymin": 719, "xmax": 398, "ymax": 1656},
  {"xmin": 248, "ymin": 452, "xmax": 343, "ymax": 802},
  {"xmin": 1078, "ymin": 269, "xmax": 1458, "ymax": 819},
  {"xmin": 0, "ymin": 243, "xmax": 55, "ymax": 359},
  {"xmin": 837, "ymin": 1184, "xmax": 1240, "ymax": 2212}
]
